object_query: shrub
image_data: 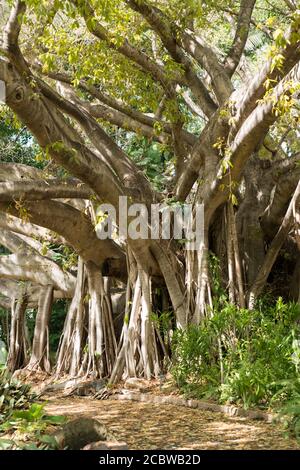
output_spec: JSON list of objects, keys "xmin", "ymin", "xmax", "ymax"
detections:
[
  {"xmin": 0, "ymin": 367, "xmax": 65, "ymax": 449},
  {"xmin": 0, "ymin": 367, "xmax": 35, "ymax": 423},
  {"xmin": 171, "ymin": 299, "xmax": 300, "ymax": 409}
]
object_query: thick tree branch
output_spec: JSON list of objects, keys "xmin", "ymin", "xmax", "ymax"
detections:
[
  {"xmin": 32, "ymin": 65, "xmax": 160, "ymax": 126},
  {"xmin": 283, "ymin": 0, "xmax": 297, "ymax": 11},
  {"xmin": 0, "ymin": 56, "xmax": 163, "ymax": 276},
  {"xmin": 205, "ymin": 61, "xmax": 300, "ymax": 223},
  {"xmin": 181, "ymin": 32, "xmax": 233, "ymax": 103},
  {"xmin": 37, "ymin": 78, "xmax": 158, "ymax": 201},
  {"xmin": 0, "ymin": 199, "xmax": 125, "ymax": 272},
  {"xmin": 32, "ymin": 65, "xmax": 196, "ymax": 147},
  {"xmin": 175, "ymin": 112, "xmax": 229, "ymax": 200},
  {"xmin": 0, "ymin": 279, "xmax": 69, "ymax": 306},
  {"xmin": 0, "ymin": 162, "xmax": 45, "ymax": 181},
  {"xmin": 0, "ymin": 230, "xmax": 76, "ymax": 294},
  {"xmin": 0, "ymin": 211, "xmax": 66, "ymax": 245},
  {"xmin": 0, "ymin": 178, "xmax": 92, "ymax": 201},
  {"xmin": 0, "ymin": 59, "xmax": 125, "ymax": 206},
  {"xmin": 260, "ymin": 154, "xmax": 300, "ymax": 238},
  {"xmin": 0, "ymin": 252, "xmax": 74, "ymax": 293},
  {"xmin": 248, "ymin": 179, "xmax": 300, "ymax": 307},
  {"xmin": 2, "ymin": 1, "xmax": 30, "ymax": 75},
  {"xmin": 176, "ymin": 31, "xmax": 300, "ymax": 206},
  {"xmin": 224, "ymin": 0, "xmax": 256, "ymax": 76}
]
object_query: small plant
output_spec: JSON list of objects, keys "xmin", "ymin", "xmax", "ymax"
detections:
[
  {"xmin": 0, "ymin": 367, "xmax": 35, "ymax": 423},
  {"xmin": 278, "ymin": 401, "xmax": 300, "ymax": 440},
  {"xmin": 0, "ymin": 402, "xmax": 66, "ymax": 450},
  {"xmin": 269, "ymin": 377, "xmax": 300, "ymax": 440},
  {"xmin": 0, "ymin": 367, "xmax": 66, "ymax": 449}
]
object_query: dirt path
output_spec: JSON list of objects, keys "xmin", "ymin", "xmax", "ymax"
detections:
[{"xmin": 45, "ymin": 396, "xmax": 300, "ymax": 450}]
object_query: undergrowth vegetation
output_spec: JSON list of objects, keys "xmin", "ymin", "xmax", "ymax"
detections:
[
  {"xmin": 171, "ymin": 297, "xmax": 300, "ymax": 437},
  {"xmin": 0, "ymin": 367, "xmax": 65, "ymax": 449}
]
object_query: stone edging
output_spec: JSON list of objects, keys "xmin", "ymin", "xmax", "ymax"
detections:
[{"xmin": 112, "ymin": 391, "xmax": 275, "ymax": 423}]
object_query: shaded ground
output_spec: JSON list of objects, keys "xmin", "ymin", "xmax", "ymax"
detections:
[{"xmin": 45, "ymin": 396, "xmax": 300, "ymax": 450}]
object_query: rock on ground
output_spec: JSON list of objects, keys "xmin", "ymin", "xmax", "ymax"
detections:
[
  {"xmin": 124, "ymin": 377, "xmax": 151, "ymax": 392},
  {"xmin": 53, "ymin": 417, "xmax": 114, "ymax": 450},
  {"xmin": 82, "ymin": 441, "xmax": 128, "ymax": 450}
]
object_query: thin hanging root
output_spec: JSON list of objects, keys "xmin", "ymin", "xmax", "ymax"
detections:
[
  {"xmin": 82, "ymin": 261, "xmax": 117, "ymax": 378},
  {"xmin": 7, "ymin": 294, "xmax": 29, "ymax": 372},
  {"xmin": 226, "ymin": 205, "xmax": 236, "ymax": 304},
  {"xmin": 185, "ymin": 248, "xmax": 196, "ymax": 319},
  {"xmin": 193, "ymin": 232, "xmax": 211, "ymax": 323},
  {"xmin": 110, "ymin": 275, "xmax": 142, "ymax": 384},
  {"xmin": 140, "ymin": 268, "xmax": 160, "ymax": 379},
  {"xmin": 56, "ymin": 258, "xmax": 86, "ymax": 377},
  {"xmin": 151, "ymin": 243, "xmax": 187, "ymax": 329},
  {"xmin": 27, "ymin": 285, "xmax": 53, "ymax": 373},
  {"xmin": 227, "ymin": 204, "xmax": 245, "ymax": 308}
]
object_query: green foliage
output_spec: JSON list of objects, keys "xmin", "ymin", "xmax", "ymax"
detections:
[
  {"xmin": 0, "ymin": 367, "xmax": 65, "ymax": 450},
  {"xmin": 48, "ymin": 244, "xmax": 79, "ymax": 272},
  {"xmin": 0, "ymin": 119, "xmax": 41, "ymax": 167},
  {"xmin": 171, "ymin": 299, "xmax": 300, "ymax": 410},
  {"xmin": 0, "ymin": 367, "xmax": 35, "ymax": 424},
  {"xmin": 0, "ymin": 401, "xmax": 65, "ymax": 450},
  {"xmin": 26, "ymin": 300, "xmax": 67, "ymax": 356},
  {"xmin": 49, "ymin": 301, "xmax": 68, "ymax": 354},
  {"xmin": 277, "ymin": 383, "xmax": 300, "ymax": 440},
  {"xmin": 124, "ymin": 135, "xmax": 172, "ymax": 190},
  {"xmin": 0, "ymin": 401, "xmax": 65, "ymax": 432},
  {"xmin": 0, "ymin": 308, "xmax": 9, "ymax": 345},
  {"xmin": 151, "ymin": 310, "xmax": 173, "ymax": 334},
  {"xmin": 270, "ymin": 340, "xmax": 300, "ymax": 440}
]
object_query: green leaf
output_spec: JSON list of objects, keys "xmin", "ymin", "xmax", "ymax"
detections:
[
  {"xmin": 0, "ymin": 439, "xmax": 14, "ymax": 450},
  {"xmin": 43, "ymin": 414, "xmax": 66, "ymax": 425}
]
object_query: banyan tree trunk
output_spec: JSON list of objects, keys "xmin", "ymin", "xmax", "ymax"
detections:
[
  {"xmin": 56, "ymin": 257, "xmax": 86, "ymax": 377},
  {"xmin": 56, "ymin": 259, "xmax": 117, "ymax": 378},
  {"xmin": 192, "ymin": 229, "xmax": 212, "ymax": 323},
  {"xmin": 110, "ymin": 252, "xmax": 160, "ymax": 384},
  {"xmin": 27, "ymin": 285, "xmax": 54, "ymax": 373},
  {"xmin": 79, "ymin": 261, "xmax": 117, "ymax": 378},
  {"xmin": 7, "ymin": 295, "xmax": 29, "ymax": 372}
]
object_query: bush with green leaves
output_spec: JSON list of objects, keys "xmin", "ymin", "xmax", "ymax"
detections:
[
  {"xmin": 171, "ymin": 298, "xmax": 300, "ymax": 410},
  {"xmin": 270, "ymin": 376, "xmax": 300, "ymax": 440},
  {"xmin": 0, "ymin": 402, "xmax": 66, "ymax": 450},
  {"xmin": 0, "ymin": 367, "xmax": 65, "ymax": 449},
  {"xmin": 0, "ymin": 367, "xmax": 35, "ymax": 424}
]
